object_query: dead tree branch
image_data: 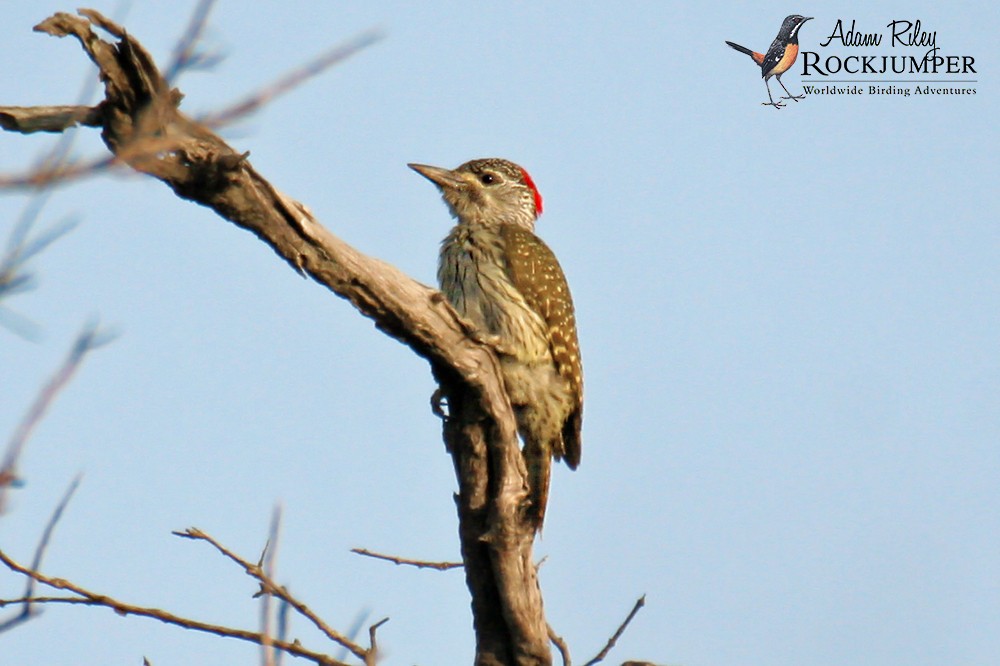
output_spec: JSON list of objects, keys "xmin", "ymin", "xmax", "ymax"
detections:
[
  {"xmin": 0, "ymin": 324, "xmax": 110, "ymax": 508},
  {"xmin": 350, "ymin": 547, "xmax": 463, "ymax": 571},
  {"xmin": 582, "ymin": 595, "xmax": 646, "ymax": 666},
  {"xmin": 173, "ymin": 527, "xmax": 370, "ymax": 662},
  {"xmin": 1, "ymin": 9, "xmax": 551, "ymax": 664},
  {"xmin": 0, "ymin": 106, "xmax": 102, "ymax": 134},
  {"xmin": 0, "ymin": 548, "xmax": 351, "ymax": 666}
]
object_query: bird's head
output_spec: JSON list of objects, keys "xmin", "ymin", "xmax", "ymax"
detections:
[
  {"xmin": 409, "ymin": 158, "xmax": 543, "ymax": 231},
  {"xmin": 781, "ymin": 15, "xmax": 813, "ymax": 41}
]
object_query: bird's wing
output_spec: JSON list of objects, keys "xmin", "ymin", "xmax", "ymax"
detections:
[
  {"xmin": 760, "ymin": 37, "xmax": 785, "ymax": 76},
  {"xmin": 501, "ymin": 225, "xmax": 583, "ymax": 468}
]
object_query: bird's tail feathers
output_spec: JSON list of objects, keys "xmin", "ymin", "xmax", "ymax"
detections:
[
  {"xmin": 525, "ymin": 441, "xmax": 552, "ymax": 531},
  {"xmin": 725, "ymin": 40, "xmax": 754, "ymax": 57}
]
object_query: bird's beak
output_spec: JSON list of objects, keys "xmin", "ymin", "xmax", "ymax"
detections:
[
  {"xmin": 408, "ymin": 163, "xmax": 465, "ymax": 191},
  {"xmin": 802, "ymin": 16, "xmax": 813, "ymax": 22}
]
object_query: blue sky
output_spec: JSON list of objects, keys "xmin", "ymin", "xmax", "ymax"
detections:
[{"xmin": 1, "ymin": 2, "xmax": 997, "ymax": 664}]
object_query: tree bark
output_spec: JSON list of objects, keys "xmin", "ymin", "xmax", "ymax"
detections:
[{"xmin": 2, "ymin": 9, "xmax": 550, "ymax": 665}]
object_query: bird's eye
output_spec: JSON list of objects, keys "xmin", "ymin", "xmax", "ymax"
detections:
[{"xmin": 480, "ymin": 173, "xmax": 496, "ymax": 185}]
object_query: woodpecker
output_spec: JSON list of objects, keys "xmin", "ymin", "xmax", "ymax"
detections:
[
  {"xmin": 726, "ymin": 14, "xmax": 813, "ymax": 108},
  {"xmin": 409, "ymin": 158, "xmax": 583, "ymax": 530}
]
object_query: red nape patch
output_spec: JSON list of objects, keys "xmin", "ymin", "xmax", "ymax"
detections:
[{"xmin": 520, "ymin": 168, "xmax": 544, "ymax": 216}]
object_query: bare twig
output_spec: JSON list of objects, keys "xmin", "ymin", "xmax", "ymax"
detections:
[
  {"xmin": 366, "ymin": 617, "xmax": 389, "ymax": 666},
  {"xmin": 0, "ymin": 153, "xmax": 119, "ymax": 189},
  {"xmin": 0, "ymin": 190, "xmax": 76, "ymax": 338},
  {"xmin": 200, "ymin": 28, "xmax": 383, "ymax": 128},
  {"xmin": 582, "ymin": 595, "xmax": 646, "ymax": 666},
  {"xmin": 163, "ymin": 0, "xmax": 221, "ymax": 82},
  {"xmin": 1, "ymin": 203, "xmax": 77, "ymax": 291},
  {"xmin": 0, "ymin": 475, "xmax": 81, "ymax": 632},
  {"xmin": 334, "ymin": 610, "xmax": 373, "ymax": 664},
  {"xmin": 174, "ymin": 528, "xmax": 369, "ymax": 661},
  {"xmin": 260, "ymin": 505, "xmax": 283, "ymax": 666},
  {"xmin": 27, "ymin": 474, "xmax": 81, "ymax": 586},
  {"xmin": 0, "ymin": 324, "xmax": 111, "ymax": 510},
  {"xmin": 548, "ymin": 623, "xmax": 571, "ymax": 666},
  {"xmin": 275, "ymin": 595, "xmax": 290, "ymax": 666},
  {"xmin": 350, "ymin": 547, "xmax": 463, "ymax": 571},
  {"xmin": 0, "ymin": 550, "xmax": 350, "ymax": 666},
  {"xmin": 0, "ymin": 594, "xmax": 97, "ymax": 607}
]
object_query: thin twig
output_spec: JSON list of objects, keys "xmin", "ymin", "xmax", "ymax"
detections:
[
  {"xmin": 350, "ymin": 547, "xmax": 463, "ymax": 571},
  {"xmin": 548, "ymin": 623, "xmax": 571, "ymax": 666},
  {"xmin": 200, "ymin": 28, "xmax": 383, "ymax": 128},
  {"xmin": 27, "ymin": 475, "xmax": 82, "ymax": 590},
  {"xmin": 275, "ymin": 596, "xmax": 290, "ymax": 666},
  {"xmin": 260, "ymin": 505, "xmax": 283, "ymax": 666},
  {"xmin": 0, "ymin": 476, "xmax": 81, "ymax": 632},
  {"xmin": 0, "ymin": 190, "xmax": 76, "ymax": 339},
  {"xmin": 0, "ymin": 154, "xmax": 120, "ymax": 189},
  {"xmin": 1, "ymin": 208, "xmax": 77, "ymax": 284},
  {"xmin": 163, "ymin": 0, "xmax": 221, "ymax": 82},
  {"xmin": 0, "ymin": 550, "xmax": 349, "ymax": 666},
  {"xmin": 334, "ymin": 610, "xmax": 373, "ymax": 664},
  {"xmin": 0, "ymin": 324, "xmax": 112, "ymax": 511},
  {"xmin": 174, "ymin": 528, "xmax": 369, "ymax": 661},
  {"xmin": 582, "ymin": 595, "xmax": 647, "ymax": 666},
  {"xmin": 366, "ymin": 617, "xmax": 389, "ymax": 666},
  {"xmin": 0, "ymin": 595, "xmax": 97, "ymax": 606}
]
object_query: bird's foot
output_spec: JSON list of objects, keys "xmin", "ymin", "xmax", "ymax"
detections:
[
  {"xmin": 465, "ymin": 327, "xmax": 515, "ymax": 356},
  {"xmin": 430, "ymin": 387, "xmax": 449, "ymax": 420},
  {"xmin": 455, "ymin": 315, "xmax": 503, "ymax": 349},
  {"xmin": 781, "ymin": 93, "xmax": 805, "ymax": 101},
  {"xmin": 762, "ymin": 100, "xmax": 785, "ymax": 108}
]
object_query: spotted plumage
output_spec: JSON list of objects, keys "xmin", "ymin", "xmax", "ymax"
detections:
[{"xmin": 409, "ymin": 158, "xmax": 583, "ymax": 529}]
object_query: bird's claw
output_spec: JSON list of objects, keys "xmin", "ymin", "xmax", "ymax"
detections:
[
  {"xmin": 431, "ymin": 387, "xmax": 449, "ymax": 420},
  {"xmin": 459, "ymin": 321, "xmax": 512, "ymax": 355}
]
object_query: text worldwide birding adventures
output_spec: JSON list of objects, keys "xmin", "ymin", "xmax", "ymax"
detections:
[{"xmin": 410, "ymin": 158, "xmax": 583, "ymax": 530}]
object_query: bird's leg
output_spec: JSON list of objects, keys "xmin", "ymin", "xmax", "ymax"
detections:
[
  {"xmin": 762, "ymin": 79, "xmax": 785, "ymax": 108},
  {"xmin": 454, "ymin": 316, "xmax": 518, "ymax": 356},
  {"xmin": 778, "ymin": 76, "xmax": 805, "ymax": 101},
  {"xmin": 469, "ymin": 326, "xmax": 510, "ymax": 353},
  {"xmin": 477, "ymin": 332, "xmax": 518, "ymax": 357}
]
